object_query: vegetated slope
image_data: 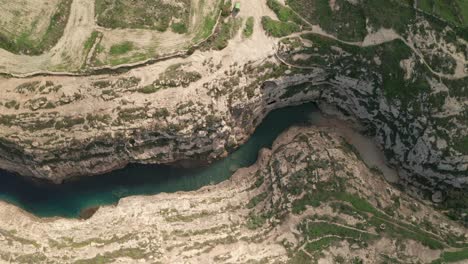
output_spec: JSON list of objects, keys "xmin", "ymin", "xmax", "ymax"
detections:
[
  {"xmin": 0, "ymin": 0, "xmax": 72, "ymax": 55},
  {"xmin": 0, "ymin": 127, "xmax": 466, "ymax": 263},
  {"xmin": 95, "ymin": 0, "xmax": 191, "ymax": 32},
  {"xmin": 417, "ymin": 0, "xmax": 468, "ymax": 27},
  {"xmin": 261, "ymin": 0, "xmax": 467, "ymax": 220}
]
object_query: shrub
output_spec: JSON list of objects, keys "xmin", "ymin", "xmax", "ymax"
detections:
[
  {"xmin": 243, "ymin": 17, "xmax": 254, "ymax": 37},
  {"xmin": 109, "ymin": 41, "xmax": 134, "ymax": 55},
  {"xmin": 261, "ymin": 16, "xmax": 300, "ymax": 37},
  {"xmin": 171, "ymin": 22, "xmax": 188, "ymax": 34}
]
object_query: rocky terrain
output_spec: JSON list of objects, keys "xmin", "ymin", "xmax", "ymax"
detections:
[
  {"xmin": 0, "ymin": 3, "xmax": 466, "ymax": 263},
  {"xmin": 0, "ymin": 126, "xmax": 466, "ymax": 263}
]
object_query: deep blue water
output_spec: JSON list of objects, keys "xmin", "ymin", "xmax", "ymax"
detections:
[{"xmin": 0, "ymin": 103, "xmax": 317, "ymax": 218}]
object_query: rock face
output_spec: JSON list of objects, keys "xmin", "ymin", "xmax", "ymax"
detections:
[
  {"xmin": 0, "ymin": 126, "xmax": 465, "ymax": 263},
  {"xmin": 0, "ymin": 9, "xmax": 466, "ymax": 194},
  {"xmin": 0, "ymin": 48, "xmax": 466, "ymax": 192}
]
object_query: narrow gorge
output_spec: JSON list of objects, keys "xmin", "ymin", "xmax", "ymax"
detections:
[{"xmin": 0, "ymin": 0, "xmax": 467, "ymax": 263}]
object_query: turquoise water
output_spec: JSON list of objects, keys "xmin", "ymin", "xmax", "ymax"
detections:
[{"xmin": 0, "ymin": 103, "xmax": 317, "ymax": 218}]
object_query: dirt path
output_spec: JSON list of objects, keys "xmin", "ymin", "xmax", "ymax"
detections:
[
  {"xmin": 283, "ymin": 7, "xmax": 467, "ymax": 80},
  {"xmin": 279, "ymin": 27, "xmax": 466, "ymax": 79}
]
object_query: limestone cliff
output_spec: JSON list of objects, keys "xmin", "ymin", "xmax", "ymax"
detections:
[{"xmin": 0, "ymin": 0, "xmax": 466, "ymax": 206}]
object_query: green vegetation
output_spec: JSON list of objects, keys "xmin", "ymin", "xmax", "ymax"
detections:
[
  {"xmin": 108, "ymin": 52, "xmax": 148, "ymax": 66},
  {"xmin": 0, "ymin": 0, "xmax": 73, "ymax": 55},
  {"xmin": 265, "ymin": 135, "xmax": 464, "ymax": 256},
  {"xmin": 0, "ymin": 229, "xmax": 39, "ymax": 248},
  {"xmin": 441, "ymin": 188, "xmax": 468, "ymax": 223},
  {"xmin": 164, "ymin": 210, "xmax": 211, "ymax": 222},
  {"xmin": 452, "ymin": 136, "xmax": 468, "ymax": 155},
  {"xmin": 432, "ymin": 249, "xmax": 468, "ymax": 264},
  {"xmin": 204, "ymin": 17, "xmax": 243, "ymax": 50},
  {"xmin": 361, "ymin": 0, "xmax": 415, "ymax": 34},
  {"xmin": 14, "ymin": 253, "xmax": 47, "ymax": 263},
  {"xmin": 304, "ymin": 237, "xmax": 340, "ymax": 253},
  {"xmin": 261, "ymin": 16, "xmax": 300, "ymax": 37},
  {"xmin": 285, "ymin": 0, "xmax": 420, "ymax": 39},
  {"xmin": 109, "ymin": 41, "xmax": 134, "ymax": 55},
  {"xmin": 261, "ymin": 0, "xmax": 304, "ymax": 38},
  {"xmin": 243, "ymin": 17, "xmax": 255, "ymax": 38},
  {"xmin": 50, "ymin": 234, "xmax": 134, "ymax": 249},
  {"xmin": 286, "ymin": 0, "xmax": 367, "ymax": 41},
  {"xmin": 4, "ymin": 100, "xmax": 20, "ymax": 110},
  {"xmin": 196, "ymin": 16, "xmax": 217, "ymax": 42},
  {"xmin": 171, "ymin": 22, "xmax": 188, "ymax": 34},
  {"xmin": 246, "ymin": 212, "xmax": 267, "ymax": 229},
  {"xmin": 418, "ymin": 0, "xmax": 468, "ymax": 27},
  {"xmin": 95, "ymin": 0, "xmax": 190, "ymax": 32},
  {"xmin": 246, "ymin": 192, "xmax": 268, "ymax": 209},
  {"xmin": 283, "ymin": 33, "xmax": 430, "ymax": 106},
  {"xmin": 267, "ymin": 0, "xmax": 304, "ymax": 24},
  {"xmin": 290, "ymin": 175, "xmax": 448, "ymax": 250},
  {"xmin": 137, "ymin": 63, "xmax": 202, "ymax": 94},
  {"xmin": 154, "ymin": 63, "xmax": 202, "ymax": 87},
  {"xmin": 84, "ymin": 31, "xmax": 100, "ymax": 51},
  {"xmin": 74, "ymin": 248, "xmax": 146, "ymax": 264},
  {"xmin": 82, "ymin": 31, "xmax": 101, "ymax": 68},
  {"xmin": 137, "ymin": 85, "xmax": 161, "ymax": 94},
  {"xmin": 55, "ymin": 117, "xmax": 85, "ymax": 130},
  {"xmin": 15, "ymin": 82, "xmax": 40, "ymax": 94},
  {"xmin": 301, "ymin": 222, "xmax": 376, "ymax": 241},
  {"xmin": 221, "ymin": 0, "xmax": 233, "ymax": 17}
]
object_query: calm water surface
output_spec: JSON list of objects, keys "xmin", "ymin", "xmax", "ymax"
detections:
[{"xmin": 0, "ymin": 103, "xmax": 318, "ymax": 218}]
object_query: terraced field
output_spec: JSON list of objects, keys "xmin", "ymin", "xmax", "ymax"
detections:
[
  {"xmin": 0, "ymin": 0, "xmax": 221, "ymax": 74},
  {"xmin": 95, "ymin": 0, "xmax": 191, "ymax": 32},
  {"xmin": 0, "ymin": 0, "xmax": 72, "ymax": 55}
]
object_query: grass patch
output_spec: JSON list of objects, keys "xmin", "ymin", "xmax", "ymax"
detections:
[
  {"xmin": 74, "ymin": 248, "xmax": 146, "ymax": 264},
  {"xmin": 0, "ymin": 0, "xmax": 73, "ymax": 55},
  {"xmin": 95, "ymin": 0, "xmax": 190, "ymax": 32},
  {"xmin": 432, "ymin": 249, "xmax": 468, "ymax": 263},
  {"xmin": 243, "ymin": 17, "xmax": 255, "ymax": 38},
  {"xmin": 452, "ymin": 136, "xmax": 468, "ymax": 155},
  {"xmin": 171, "ymin": 22, "xmax": 188, "ymax": 34},
  {"xmin": 246, "ymin": 192, "xmax": 268, "ymax": 209},
  {"xmin": 84, "ymin": 31, "xmax": 100, "ymax": 51},
  {"xmin": 304, "ymin": 237, "xmax": 341, "ymax": 253},
  {"xmin": 246, "ymin": 212, "xmax": 267, "ymax": 229},
  {"xmin": 267, "ymin": 0, "xmax": 304, "ymax": 24},
  {"xmin": 109, "ymin": 41, "xmax": 134, "ymax": 56},
  {"xmin": 287, "ymin": 0, "xmax": 367, "ymax": 41},
  {"xmin": 137, "ymin": 85, "xmax": 161, "ymax": 94},
  {"xmin": 195, "ymin": 16, "xmax": 217, "ymax": 43},
  {"xmin": 205, "ymin": 17, "xmax": 243, "ymax": 50},
  {"xmin": 261, "ymin": 16, "xmax": 300, "ymax": 37},
  {"xmin": 418, "ymin": 0, "xmax": 468, "ymax": 27},
  {"xmin": 300, "ymin": 222, "xmax": 376, "ymax": 240}
]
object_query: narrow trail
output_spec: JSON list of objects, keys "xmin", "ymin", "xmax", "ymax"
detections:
[{"xmin": 280, "ymin": 7, "xmax": 467, "ymax": 80}]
